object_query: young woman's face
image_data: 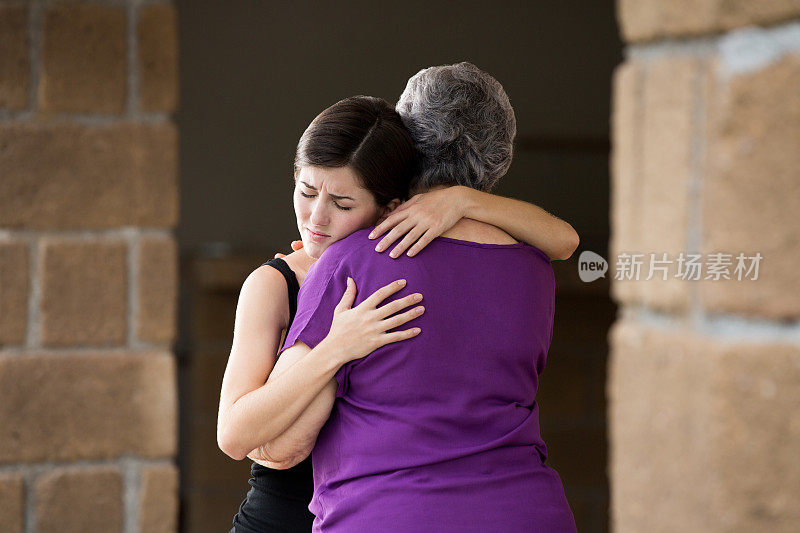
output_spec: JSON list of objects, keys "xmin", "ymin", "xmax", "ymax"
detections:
[{"xmin": 293, "ymin": 165, "xmax": 384, "ymax": 259}]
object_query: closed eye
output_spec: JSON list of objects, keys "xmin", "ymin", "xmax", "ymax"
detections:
[{"xmin": 300, "ymin": 191, "xmax": 352, "ymax": 211}]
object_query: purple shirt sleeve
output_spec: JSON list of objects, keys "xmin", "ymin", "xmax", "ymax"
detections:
[{"xmin": 278, "ymin": 249, "xmax": 351, "ymax": 396}]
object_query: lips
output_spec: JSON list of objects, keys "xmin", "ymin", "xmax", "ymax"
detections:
[{"xmin": 306, "ymin": 228, "xmax": 330, "ymax": 238}]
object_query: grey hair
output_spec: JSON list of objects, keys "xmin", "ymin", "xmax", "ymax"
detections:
[{"xmin": 395, "ymin": 62, "xmax": 516, "ymax": 193}]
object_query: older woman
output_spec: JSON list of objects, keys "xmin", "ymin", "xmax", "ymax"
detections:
[
  {"xmin": 269, "ymin": 62, "xmax": 577, "ymax": 532},
  {"xmin": 219, "ymin": 92, "xmax": 578, "ymax": 532}
]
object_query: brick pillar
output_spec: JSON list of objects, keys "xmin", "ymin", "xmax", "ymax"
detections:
[
  {"xmin": 610, "ymin": 2, "xmax": 800, "ymax": 532},
  {"xmin": 0, "ymin": 2, "xmax": 179, "ymax": 532}
]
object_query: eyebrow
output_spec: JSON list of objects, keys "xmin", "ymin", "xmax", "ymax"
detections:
[{"xmin": 300, "ymin": 181, "xmax": 355, "ymax": 201}]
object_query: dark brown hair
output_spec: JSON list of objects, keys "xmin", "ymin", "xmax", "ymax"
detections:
[{"xmin": 294, "ymin": 96, "xmax": 418, "ymax": 206}]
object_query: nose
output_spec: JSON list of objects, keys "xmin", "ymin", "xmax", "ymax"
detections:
[{"xmin": 309, "ymin": 197, "xmax": 329, "ymax": 227}]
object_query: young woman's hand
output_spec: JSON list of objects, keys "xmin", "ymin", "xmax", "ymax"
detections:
[
  {"xmin": 368, "ymin": 186, "xmax": 469, "ymax": 258},
  {"xmin": 320, "ymin": 278, "xmax": 424, "ymax": 364},
  {"xmin": 274, "ymin": 240, "xmax": 304, "ymax": 259}
]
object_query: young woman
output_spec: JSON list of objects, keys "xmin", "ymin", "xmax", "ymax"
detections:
[{"xmin": 218, "ymin": 95, "xmax": 578, "ymax": 532}]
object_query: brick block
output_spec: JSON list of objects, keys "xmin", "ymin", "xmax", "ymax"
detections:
[
  {"xmin": 618, "ymin": 0, "xmax": 800, "ymax": 43},
  {"xmin": 40, "ymin": 4, "xmax": 126, "ymax": 113},
  {"xmin": 0, "ymin": 5, "xmax": 29, "ymax": 110},
  {"xmin": 637, "ymin": 56, "xmax": 699, "ymax": 312},
  {"xmin": 609, "ymin": 320, "xmax": 800, "ymax": 532},
  {"xmin": 0, "ymin": 122, "xmax": 178, "ymax": 229},
  {"xmin": 609, "ymin": 321, "xmax": 717, "ymax": 532},
  {"xmin": 0, "ymin": 241, "xmax": 29, "ymax": 345},
  {"xmin": 0, "ymin": 351, "xmax": 176, "ymax": 463},
  {"xmin": 140, "ymin": 463, "xmax": 179, "ymax": 533},
  {"xmin": 137, "ymin": 236, "xmax": 178, "ymax": 344},
  {"xmin": 609, "ymin": 61, "xmax": 643, "ymax": 306},
  {"xmin": 702, "ymin": 55, "xmax": 800, "ymax": 320},
  {"xmin": 611, "ymin": 57, "xmax": 698, "ymax": 311},
  {"xmin": 39, "ymin": 239, "xmax": 127, "ymax": 347},
  {"xmin": 0, "ymin": 472, "xmax": 24, "ymax": 533},
  {"xmin": 709, "ymin": 341, "xmax": 800, "ymax": 530},
  {"xmin": 138, "ymin": 4, "xmax": 178, "ymax": 112},
  {"xmin": 35, "ymin": 466, "xmax": 122, "ymax": 533}
]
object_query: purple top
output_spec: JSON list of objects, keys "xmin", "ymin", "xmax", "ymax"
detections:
[{"xmin": 280, "ymin": 227, "xmax": 576, "ymax": 532}]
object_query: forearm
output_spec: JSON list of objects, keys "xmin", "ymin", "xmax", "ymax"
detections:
[
  {"xmin": 220, "ymin": 338, "xmax": 344, "ymax": 460},
  {"xmin": 461, "ymin": 187, "xmax": 579, "ymax": 260},
  {"xmin": 249, "ymin": 378, "xmax": 338, "ymax": 468}
]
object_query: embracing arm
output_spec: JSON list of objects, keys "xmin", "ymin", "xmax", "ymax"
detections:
[
  {"xmin": 248, "ymin": 341, "xmax": 338, "ymax": 469},
  {"xmin": 369, "ymin": 185, "xmax": 579, "ymax": 261},
  {"xmin": 460, "ymin": 187, "xmax": 579, "ymax": 260},
  {"xmin": 216, "ymin": 267, "xmax": 345, "ymax": 462},
  {"xmin": 251, "ymin": 278, "xmax": 425, "ymax": 467}
]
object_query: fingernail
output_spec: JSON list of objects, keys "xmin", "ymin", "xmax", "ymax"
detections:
[
  {"xmin": 397, "ymin": 279, "xmax": 406, "ymax": 286},
  {"xmin": 390, "ymin": 251, "xmax": 398, "ymax": 258},
  {"xmin": 368, "ymin": 232, "xmax": 375, "ymax": 239},
  {"xmin": 407, "ymin": 251, "xmax": 414, "ymax": 257},
  {"xmin": 414, "ymin": 294, "xmax": 422, "ymax": 301},
  {"xmin": 375, "ymin": 245, "xmax": 383, "ymax": 252}
]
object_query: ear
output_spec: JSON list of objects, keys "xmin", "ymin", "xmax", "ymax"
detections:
[
  {"xmin": 374, "ymin": 198, "xmax": 402, "ymax": 226},
  {"xmin": 380, "ymin": 198, "xmax": 403, "ymax": 217}
]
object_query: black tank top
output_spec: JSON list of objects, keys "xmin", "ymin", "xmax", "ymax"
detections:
[{"xmin": 230, "ymin": 258, "xmax": 314, "ymax": 532}]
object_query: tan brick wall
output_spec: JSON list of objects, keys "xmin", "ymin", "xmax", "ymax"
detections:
[
  {"xmin": 138, "ymin": 236, "xmax": 178, "ymax": 344},
  {"xmin": 40, "ymin": 4, "xmax": 127, "ymax": 114},
  {"xmin": 0, "ymin": 472, "xmax": 24, "ymax": 533},
  {"xmin": 611, "ymin": 56, "xmax": 698, "ymax": 312},
  {"xmin": 0, "ymin": 122, "xmax": 178, "ymax": 229},
  {"xmin": 140, "ymin": 464, "xmax": 180, "ymax": 533},
  {"xmin": 39, "ymin": 239, "xmax": 128, "ymax": 346},
  {"xmin": 609, "ymin": 322, "xmax": 800, "ymax": 531},
  {"xmin": 0, "ymin": 351, "xmax": 176, "ymax": 462},
  {"xmin": 618, "ymin": 0, "xmax": 800, "ymax": 42},
  {"xmin": 138, "ymin": 4, "xmax": 179, "ymax": 113},
  {"xmin": 0, "ymin": 1, "xmax": 180, "ymax": 531},
  {"xmin": 610, "ymin": 9, "xmax": 800, "ymax": 533},
  {"xmin": 609, "ymin": 61, "xmax": 643, "ymax": 306},
  {"xmin": 35, "ymin": 466, "xmax": 123, "ymax": 533},
  {"xmin": 0, "ymin": 6, "xmax": 29, "ymax": 110},
  {"xmin": 0, "ymin": 241, "xmax": 29, "ymax": 345},
  {"xmin": 701, "ymin": 54, "xmax": 800, "ymax": 320}
]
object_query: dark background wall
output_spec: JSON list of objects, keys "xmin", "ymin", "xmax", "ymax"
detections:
[
  {"xmin": 176, "ymin": 0, "xmax": 621, "ymax": 256},
  {"xmin": 175, "ymin": 2, "xmax": 622, "ymax": 531}
]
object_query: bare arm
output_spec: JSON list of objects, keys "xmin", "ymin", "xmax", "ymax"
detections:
[
  {"xmin": 369, "ymin": 185, "xmax": 579, "ymax": 261},
  {"xmin": 217, "ymin": 267, "xmax": 344, "ymax": 461},
  {"xmin": 249, "ymin": 278, "xmax": 425, "ymax": 466},
  {"xmin": 246, "ymin": 342, "xmax": 338, "ymax": 469},
  {"xmin": 460, "ymin": 187, "xmax": 579, "ymax": 260},
  {"xmin": 219, "ymin": 275, "xmax": 424, "ymax": 462}
]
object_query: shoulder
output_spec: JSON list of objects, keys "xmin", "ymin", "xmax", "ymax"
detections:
[
  {"xmin": 307, "ymin": 228, "xmax": 376, "ymax": 279},
  {"xmin": 238, "ymin": 263, "xmax": 291, "ymax": 326},
  {"xmin": 245, "ymin": 261, "xmax": 289, "ymax": 291},
  {"xmin": 325, "ymin": 228, "xmax": 376, "ymax": 261}
]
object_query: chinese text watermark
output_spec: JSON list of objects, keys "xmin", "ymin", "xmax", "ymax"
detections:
[{"xmin": 578, "ymin": 251, "xmax": 762, "ymax": 283}]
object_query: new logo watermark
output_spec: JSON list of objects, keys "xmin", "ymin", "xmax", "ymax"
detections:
[
  {"xmin": 577, "ymin": 251, "xmax": 762, "ymax": 282},
  {"xmin": 579, "ymin": 251, "xmax": 608, "ymax": 282}
]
